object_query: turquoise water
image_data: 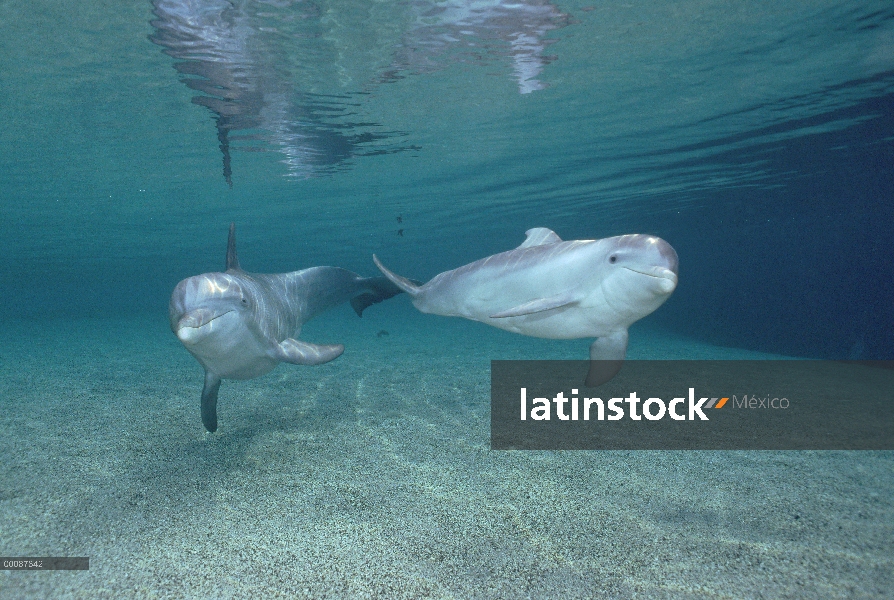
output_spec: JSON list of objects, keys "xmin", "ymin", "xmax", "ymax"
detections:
[
  {"xmin": 2, "ymin": 0, "xmax": 891, "ymax": 359},
  {"xmin": 1, "ymin": 1, "xmax": 893, "ymax": 597}
]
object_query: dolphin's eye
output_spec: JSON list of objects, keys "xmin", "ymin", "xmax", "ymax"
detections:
[
  {"xmin": 609, "ymin": 255, "xmax": 617, "ymax": 263},
  {"xmin": 241, "ymin": 298, "xmax": 248, "ymax": 305}
]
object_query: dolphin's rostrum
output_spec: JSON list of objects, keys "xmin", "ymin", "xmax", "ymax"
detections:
[
  {"xmin": 373, "ymin": 228, "xmax": 678, "ymax": 386},
  {"xmin": 170, "ymin": 224, "xmax": 403, "ymax": 432}
]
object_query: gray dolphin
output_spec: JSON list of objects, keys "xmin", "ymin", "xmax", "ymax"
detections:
[
  {"xmin": 170, "ymin": 224, "xmax": 403, "ymax": 432},
  {"xmin": 373, "ymin": 228, "xmax": 679, "ymax": 386}
]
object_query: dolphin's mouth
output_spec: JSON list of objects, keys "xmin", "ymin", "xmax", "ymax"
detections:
[
  {"xmin": 624, "ymin": 266, "xmax": 678, "ymax": 281},
  {"xmin": 623, "ymin": 266, "xmax": 678, "ymax": 292},
  {"xmin": 176, "ymin": 309, "xmax": 235, "ymax": 343}
]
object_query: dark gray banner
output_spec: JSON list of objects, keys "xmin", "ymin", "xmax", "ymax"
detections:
[
  {"xmin": 1, "ymin": 557, "xmax": 89, "ymax": 570},
  {"xmin": 491, "ymin": 360, "xmax": 894, "ymax": 450}
]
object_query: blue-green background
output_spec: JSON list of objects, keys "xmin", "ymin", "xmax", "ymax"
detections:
[{"xmin": 1, "ymin": 0, "xmax": 891, "ymax": 359}]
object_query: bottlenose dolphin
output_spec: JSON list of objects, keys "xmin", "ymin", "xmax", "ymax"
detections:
[
  {"xmin": 373, "ymin": 228, "xmax": 678, "ymax": 386},
  {"xmin": 170, "ymin": 224, "xmax": 403, "ymax": 432}
]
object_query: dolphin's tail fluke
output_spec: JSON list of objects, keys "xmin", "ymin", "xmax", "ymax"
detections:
[
  {"xmin": 372, "ymin": 255, "xmax": 423, "ymax": 301},
  {"xmin": 350, "ymin": 274, "xmax": 414, "ymax": 317}
]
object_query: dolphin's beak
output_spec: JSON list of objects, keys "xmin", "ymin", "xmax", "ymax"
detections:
[
  {"xmin": 655, "ymin": 268, "xmax": 678, "ymax": 293},
  {"xmin": 622, "ymin": 236, "xmax": 679, "ymax": 294},
  {"xmin": 622, "ymin": 266, "xmax": 678, "ymax": 295},
  {"xmin": 175, "ymin": 309, "xmax": 232, "ymax": 344}
]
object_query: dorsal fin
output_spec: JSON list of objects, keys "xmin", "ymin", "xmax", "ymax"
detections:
[
  {"xmin": 518, "ymin": 227, "xmax": 562, "ymax": 249},
  {"xmin": 226, "ymin": 222, "xmax": 240, "ymax": 271}
]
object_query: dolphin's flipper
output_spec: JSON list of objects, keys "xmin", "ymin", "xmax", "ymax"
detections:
[
  {"xmin": 350, "ymin": 276, "xmax": 409, "ymax": 317},
  {"xmin": 489, "ymin": 293, "xmax": 579, "ymax": 318},
  {"xmin": 276, "ymin": 338, "xmax": 344, "ymax": 365},
  {"xmin": 372, "ymin": 255, "xmax": 422, "ymax": 297},
  {"xmin": 586, "ymin": 330, "xmax": 629, "ymax": 387},
  {"xmin": 201, "ymin": 371, "xmax": 222, "ymax": 432},
  {"xmin": 518, "ymin": 227, "xmax": 562, "ymax": 248}
]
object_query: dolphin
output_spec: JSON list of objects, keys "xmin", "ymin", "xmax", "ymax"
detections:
[
  {"xmin": 170, "ymin": 223, "xmax": 404, "ymax": 432},
  {"xmin": 373, "ymin": 228, "xmax": 678, "ymax": 386}
]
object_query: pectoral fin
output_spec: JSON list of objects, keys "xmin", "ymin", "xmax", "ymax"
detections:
[
  {"xmin": 490, "ymin": 293, "xmax": 578, "ymax": 319},
  {"xmin": 276, "ymin": 338, "xmax": 345, "ymax": 366},
  {"xmin": 201, "ymin": 371, "xmax": 222, "ymax": 433},
  {"xmin": 586, "ymin": 330, "xmax": 629, "ymax": 387}
]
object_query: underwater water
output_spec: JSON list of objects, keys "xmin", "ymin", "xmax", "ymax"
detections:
[{"xmin": 1, "ymin": 0, "xmax": 892, "ymax": 597}]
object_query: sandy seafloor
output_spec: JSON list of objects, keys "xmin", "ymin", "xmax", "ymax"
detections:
[{"xmin": 1, "ymin": 301, "xmax": 892, "ymax": 599}]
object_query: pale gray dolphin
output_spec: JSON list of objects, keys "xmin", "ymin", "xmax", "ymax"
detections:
[
  {"xmin": 170, "ymin": 224, "xmax": 404, "ymax": 432},
  {"xmin": 373, "ymin": 228, "xmax": 678, "ymax": 386}
]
